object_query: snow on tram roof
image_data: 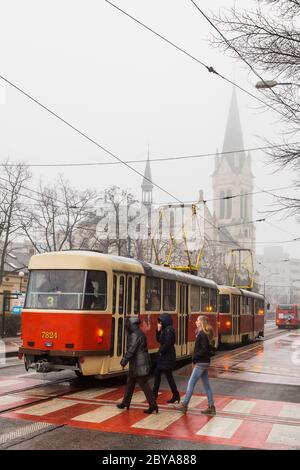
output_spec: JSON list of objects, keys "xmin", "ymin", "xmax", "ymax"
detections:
[{"xmin": 141, "ymin": 261, "xmax": 218, "ymax": 288}]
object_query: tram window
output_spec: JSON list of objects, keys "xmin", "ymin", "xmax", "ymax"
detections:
[
  {"xmin": 256, "ymin": 299, "xmax": 264, "ymax": 315},
  {"xmin": 83, "ymin": 271, "xmax": 107, "ymax": 310},
  {"xmin": 191, "ymin": 286, "xmax": 200, "ymax": 312},
  {"xmin": 110, "ymin": 317, "xmax": 115, "ymax": 356},
  {"xmin": 163, "ymin": 280, "xmax": 176, "ymax": 311},
  {"xmin": 119, "ymin": 276, "xmax": 125, "ymax": 314},
  {"xmin": 201, "ymin": 287, "xmax": 209, "ymax": 312},
  {"xmin": 210, "ymin": 289, "xmax": 217, "ymax": 312},
  {"xmin": 112, "ymin": 275, "xmax": 117, "ymax": 315},
  {"xmin": 134, "ymin": 277, "xmax": 140, "ymax": 315},
  {"xmin": 126, "ymin": 277, "xmax": 132, "ymax": 315},
  {"xmin": 219, "ymin": 294, "xmax": 230, "ymax": 313},
  {"xmin": 25, "ymin": 269, "xmax": 85, "ymax": 310},
  {"xmin": 117, "ymin": 318, "xmax": 123, "ymax": 356},
  {"xmin": 145, "ymin": 277, "xmax": 161, "ymax": 311},
  {"xmin": 244, "ymin": 297, "xmax": 253, "ymax": 315}
]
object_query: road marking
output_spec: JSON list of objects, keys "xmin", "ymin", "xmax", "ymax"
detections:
[
  {"xmin": 196, "ymin": 417, "xmax": 243, "ymax": 438},
  {"xmin": 266, "ymin": 424, "xmax": 300, "ymax": 447},
  {"xmin": 71, "ymin": 405, "xmax": 123, "ymax": 423},
  {"xmin": 0, "ymin": 395, "xmax": 23, "ymax": 405},
  {"xmin": 0, "ymin": 380, "xmax": 21, "ymax": 388},
  {"xmin": 182, "ymin": 396, "xmax": 206, "ymax": 408},
  {"xmin": 132, "ymin": 411, "xmax": 180, "ymax": 430},
  {"xmin": 279, "ymin": 404, "xmax": 300, "ymax": 420},
  {"xmin": 222, "ymin": 399, "xmax": 256, "ymax": 414},
  {"xmin": 67, "ymin": 387, "xmax": 117, "ymax": 400},
  {"xmin": 20, "ymin": 398, "xmax": 77, "ymax": 416}
]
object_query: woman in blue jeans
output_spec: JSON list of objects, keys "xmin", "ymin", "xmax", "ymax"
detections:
[{"xmin": 177, "ymin": 315, "xmax": 216, "ymax": 415}]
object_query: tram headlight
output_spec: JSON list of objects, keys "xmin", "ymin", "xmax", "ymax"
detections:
[{"xmin": 225, "ymin": 321, "xmax": 231, "ymax": 328}]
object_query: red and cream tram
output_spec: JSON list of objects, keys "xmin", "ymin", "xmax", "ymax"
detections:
[
  {"xmin": 276, "ymin": 304, "xmax": 300, "ymax": 329},
  {"xmin": 218, "ymin": 286, "xmax": 265, "ymax": 344},
  {"xmin": 19, "ymin": 251, "xmax": 265, "ymax": 377},
  {"xmin": 19, "ymin": 251, "xmax": 219, "ymax": 377}
]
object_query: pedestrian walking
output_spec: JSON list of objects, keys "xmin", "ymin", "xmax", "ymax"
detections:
[
  {"xmin": 176, "ymin": 315, "xmax": 216, "ymax": 415},
  {"xmin": 117, "ymin": 317, "xmax": 158, "ymax": 414},
  {"xmin": 152, "ymin": 313, "xmax": 180, "ymax": 403}
]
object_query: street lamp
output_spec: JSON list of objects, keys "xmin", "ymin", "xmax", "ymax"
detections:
[
  {"xmin": 18, "ymin": 271, "xmax": 25, "ymax": 293},
  {"xmin": 255, "ymin": 80, "xmax": 300, "ymax": 89}
]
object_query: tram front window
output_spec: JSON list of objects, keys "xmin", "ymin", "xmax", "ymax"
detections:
[
  {"xmin": 25, "ymin": 269, "xmax": 107, "ymax": 310},
  {"xmin": 219, "ymin": 294, "xmax": 230, "ymax": 313}
]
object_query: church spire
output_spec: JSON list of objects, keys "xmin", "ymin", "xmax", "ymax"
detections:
[{"xmin": 141, "ymin": 146, "xmax": 153, "ymax": 205}]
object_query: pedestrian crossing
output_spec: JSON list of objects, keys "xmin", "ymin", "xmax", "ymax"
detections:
[{"xmin": 2, "ymin": 386, "xmax": 300, "ymax": 449}]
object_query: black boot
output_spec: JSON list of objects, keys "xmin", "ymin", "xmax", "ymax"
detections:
[
  {"xmin": 144, "ymin": 404, "xmax": 158, "ymax": 414},
  {"xmin": 167, "ymin": 391, "xmax": 180, "ymax": 404},
  {"xmin": 116, "ymin": 403, "xmax": 130, "ymax": 410}
]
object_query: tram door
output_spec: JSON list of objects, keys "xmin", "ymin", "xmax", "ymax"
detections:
[
  {"xmin": 109, "ymin": 273, "xmax": 141, "ymax": 372},
  {"xmin": 232, "ymin": 295, "xmax": 240, "ymax": 337},
  {"xmin": 178, "ymin": 284, "xmax": 189, "ymax": 356}
]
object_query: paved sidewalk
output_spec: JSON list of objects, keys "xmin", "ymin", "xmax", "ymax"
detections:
[{"xmin": 0, "ymin": 337, "xmax": 22, "ymax": 358}]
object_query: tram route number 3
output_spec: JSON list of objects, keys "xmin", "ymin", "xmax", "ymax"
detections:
[{"xmin": 41, "ymin": 331, "xmax": 58, "ymax": 339}]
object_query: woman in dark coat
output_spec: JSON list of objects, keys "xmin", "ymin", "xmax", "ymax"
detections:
[
  {"xmin": 152, "ymin": 313, "xmax": 180, "ymax": 403},
  {"xmin": 117, "ymin": 317, "xmax": 158, "ymax": 414}
]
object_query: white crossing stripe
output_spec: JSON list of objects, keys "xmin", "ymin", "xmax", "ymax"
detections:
[
  {"xmin": 71, "ymin": 405, "xmax": 123, "ymax": 423},
  {"xmin": 67, "ymin": 387, "xmax": 117, "ymax": 400},
  {"xmin": 279, "ymin": 404, "xmax": 300, "ymax": 420},
  {"xmin": 131, "ymin": 391, "xmax": 162, "ymax": 404},
  {"xmin": 132, "ymin": 411, "xmax": 180, "ymax": 431},
  {"xmin": 222, "ymin": 399, "xmax": 256, "ymax": 414},
  {"xmin": 266, "ymin": 424, "xmax": 300, "ymax": 447},
  {"xmin": 0, "ymin": 380, "xmax": 21, "ymax": 388},
  {"xmin": 20, "ymin": 398, "xmax": 78, "ymax": 416},
  {"xmin": 181, "ymin": 396, "xmax": 206, "ymax": 408},
  {"xmin": 0, "ymin": 395, "xmax": 23, "ymax": 406},
  {"xmin": 196, "ymin": 417, "xmax": 243, "ymax": 438}
]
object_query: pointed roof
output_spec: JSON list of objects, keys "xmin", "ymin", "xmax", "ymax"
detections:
[
  {"xmin": 212, "ymin": 88, "xmax": 247, "ymax": 176},
  {"xmin": 141, "ymin": 149, "xmax": 153, "ymax": 191}
]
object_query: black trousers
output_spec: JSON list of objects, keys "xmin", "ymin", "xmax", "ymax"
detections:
[
  {"xmin": 122, "ymin": 375, "xmax": 156, "ymax": 407},
  {"xmin": 152, "ymin": 367, "xmax": 178, "ymax": 397}
]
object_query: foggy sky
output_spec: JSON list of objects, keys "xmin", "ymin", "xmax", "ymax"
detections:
[{"xmin": 0, "ymin": 0, "xmax": 299, "ymax": 257}]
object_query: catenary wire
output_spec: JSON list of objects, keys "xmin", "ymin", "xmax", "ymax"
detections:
[{"xmin": 105, "ymin": 0, "xmax": 286, "ymax": 117}]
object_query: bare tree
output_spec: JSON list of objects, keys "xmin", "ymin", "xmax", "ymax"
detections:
[
  {"xmin": 208, "ymin": 0, "xmax": 300, "ymax": 214},
  {"xmin": 0, "ymin": 160, "xmax": 31, "ymax": 284},
  {"xmin": 20, "ymin": 176, "xmax": 103, "ymax": 252},
  {"xmin": 104, "ymin": 186, "xmax": 138, "ymax": 256}
]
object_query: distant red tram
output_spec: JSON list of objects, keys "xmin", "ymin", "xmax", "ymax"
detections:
[
  {"xmin": 276, "ymin": 304, "xmax": 300, "ymax": 329},
  {"xmin": 19, "ymin": 251, "xmax": 265, "ymax": 377}
]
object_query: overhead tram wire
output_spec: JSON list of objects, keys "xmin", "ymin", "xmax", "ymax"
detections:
[
  {"xmin": 1, "ymin": 173, "xmax": 294, "ymax": 246},
  {"xmin": 0, "ymin": 74, "xmax": 181, "ymax": 206},
  {"xmin": 188, "ymin": 0, "xmax": 298, "ymax": 120},
  {"xmin": 3, "ymin": 141, "xmax": 300, "ymax": 168},
  {"xmin": 105, "ymin": 0, "xmax": 285, "ymax": 117}
]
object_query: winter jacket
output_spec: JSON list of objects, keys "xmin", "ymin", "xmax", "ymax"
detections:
[
  {"xmin": 192, "ymin": 330, "xmax": 211, "ymax": 364},
  {"xmin": 155, "ymin": 313, "xmax": 176, "ymax": 370},
  {"xmin": 120, "ymin": 317, "xmax": 150, "ymax": 377}
]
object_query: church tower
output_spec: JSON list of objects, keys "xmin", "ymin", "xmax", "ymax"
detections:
[
  {"xmin": 141, "ymin": 149, "xmax": 153, "ymax": 206},
  {"xmin": 212, "ymin": 89, "xmax": 255, "ymax": 251},
  {"xmin": 141, "ymin": 149, "xmax": 153, "ymax": 235}
]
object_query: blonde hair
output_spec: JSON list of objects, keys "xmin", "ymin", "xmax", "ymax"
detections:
[{"xmin": 198, "ymin": 315, "xmax": 214, "ymax": 344}]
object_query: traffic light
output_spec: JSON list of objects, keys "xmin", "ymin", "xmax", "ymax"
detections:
[{"xmin": 192, "ymin": 204, "xmax": 197, "ymax": 215}]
